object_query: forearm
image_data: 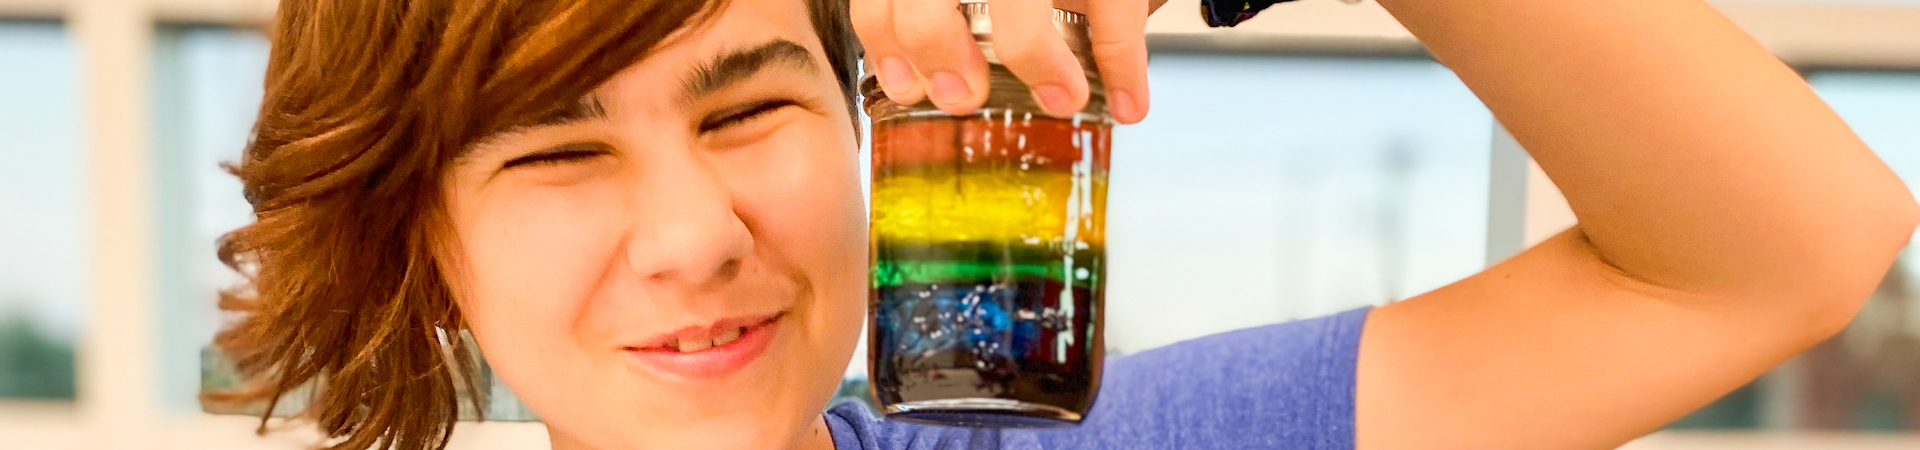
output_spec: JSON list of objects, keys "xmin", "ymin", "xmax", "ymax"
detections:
[{"xmin": 1374, "ymin": 0, "xmax": 1918, "ymax": 303}]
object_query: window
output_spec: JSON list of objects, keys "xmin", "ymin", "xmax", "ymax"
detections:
[
  {"xmin": 1103, "ymin": 54, "xmax": 1493, "ymax": 354},
  {"xmin": 152, "ymin": 25, "xmax": 268, "ymax": 410},
  {"xmin": 0, "ymin": 21, "xmax": 84, "ymax": 401}
]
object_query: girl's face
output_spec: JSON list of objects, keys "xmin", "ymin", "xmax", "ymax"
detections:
[{"xmin": 441, "ymin": 0, "xmax": 865, "ymax": 448}]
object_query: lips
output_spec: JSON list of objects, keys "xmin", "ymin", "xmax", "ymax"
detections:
[{"xmin": 622, "ymin": 312, "xmax": 784, "ymax": 379}]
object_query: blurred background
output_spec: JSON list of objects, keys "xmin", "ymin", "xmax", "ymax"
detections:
[{"xmin": 0, "ymin": 0, "xmax": 1915, "ymax": 448}]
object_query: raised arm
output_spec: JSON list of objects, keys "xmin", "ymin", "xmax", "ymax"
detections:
[
  {"xmin": 850, "ymin": 0, "xmax": 1918, "ymax": 446},
  {"xmin": 1356, "ymin": 0, "xmax": 1920, "ymax": 447}
]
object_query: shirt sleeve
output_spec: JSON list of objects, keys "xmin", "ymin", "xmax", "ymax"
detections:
[{"xmin": 1009, "ymin": 307, "xmax": 1370, "ymax": 450}]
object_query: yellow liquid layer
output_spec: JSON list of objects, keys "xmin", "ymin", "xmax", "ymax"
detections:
[{"xmin": 871, "ymin": 169, "xmax": 1106, "ymax": 245}]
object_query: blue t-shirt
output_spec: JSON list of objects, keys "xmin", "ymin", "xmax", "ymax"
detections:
[{"xmin": 825, "ymin": 307, "xmax": 1370, "ymax": 449}]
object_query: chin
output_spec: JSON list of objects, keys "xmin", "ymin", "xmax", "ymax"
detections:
[
  {"xmin": 626, "ymin": 415, "xmax": 809, "ymax": 450},
  {"xmin": 546, "ymin": 395, "xmax": 818, "ymax": 450}
]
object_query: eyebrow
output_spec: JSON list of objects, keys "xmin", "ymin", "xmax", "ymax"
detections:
[
  {"xmin": 530, "ymin": 95, "xmax": 610, "ymax": 129},
  {"xmin": 459, "ymin": 95, "xmax": 607, "ymax": 159},
  {"xmin": 679, "ymin": 39, "xmax": 819, "ymax": 105},
  {"xmin": 458, "ymin": 40, "xmax": 819, "ymax": 164}
]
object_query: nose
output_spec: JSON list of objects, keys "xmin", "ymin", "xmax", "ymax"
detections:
[{"xmin": 625, "ymin": 154, "xmax": 753, "ymax": 288}]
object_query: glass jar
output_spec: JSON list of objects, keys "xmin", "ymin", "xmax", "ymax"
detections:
[{"xmin": 863, "ymin": 2, "xmax": 1111, "ymax": 428}]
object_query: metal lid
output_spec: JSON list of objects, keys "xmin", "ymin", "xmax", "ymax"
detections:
[{"xmin": 859, "ymin": 2, "xmax": 1103, "ymax": 91}]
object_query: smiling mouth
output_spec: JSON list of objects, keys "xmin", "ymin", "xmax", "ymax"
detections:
[
  {"xmin": 663, "ymin": 326, "xmax": 746, "ymax": 352},
  {"xmin": 626, "ymin": 312, "xmax": 782, "ymax": 353},
  {"xmin": 621, "ymin": 312, "xmax": 785, "ymax": 379}
]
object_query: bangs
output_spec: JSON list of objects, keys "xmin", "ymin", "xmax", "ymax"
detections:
[{"xmin": 447, "ymin": 0, "xmax": 730, "ymax": 149}]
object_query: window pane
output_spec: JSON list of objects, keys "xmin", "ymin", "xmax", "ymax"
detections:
[
  {"xmin": 1105, "ymin": 55, "xmax": 1492, "ymax": 354},
  {"xmin": 154, "ymin": 26, "xmax": 267, "ymax": 410},
  {"xmin": 0, "ymin": 21, "xmax": 83, "ymax": 400}
]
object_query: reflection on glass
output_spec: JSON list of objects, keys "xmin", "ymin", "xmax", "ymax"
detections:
[{"xmin": 0, "ymin": 21, "xmax": 82, "ymax": 400}]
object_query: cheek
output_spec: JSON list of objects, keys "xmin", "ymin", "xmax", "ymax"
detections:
[
  {"xmin": 721, "ymin": 117, "xmax": 868, "ymax": 347},
  {"xmin": 459, "ymin": 184, "xmax": 625, "ymax": 318},
  {"xmin": 731, "ymin": 118, "xmax": 864, "ymax": 274},
  {"xmin": 449, "ymin": 183, "xmax": 630, "ymax": 397}
]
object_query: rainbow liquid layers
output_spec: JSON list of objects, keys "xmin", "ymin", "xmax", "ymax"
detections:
[{"xmin": 869, "ymin": 111, "xmax": 1109, "ymax": 426}]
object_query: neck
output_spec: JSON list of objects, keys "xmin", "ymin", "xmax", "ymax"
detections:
[
  {"xmin": 795, "ymin": 416, "xmax": 837, "ymax": 450},
  {"xmin": 546, "ymin": 425, "xmax": 594, "ymax": 450},
  {"xmin": 545, "ymin": 416, "xmax": 837, "ymax": 450}
]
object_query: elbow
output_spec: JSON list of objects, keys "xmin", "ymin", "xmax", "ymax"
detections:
[
  {"xmin": 1887, "ymin": 189, "xmax": 1920, "ymax": 240},
  {"xmin": 1866, "ymin": 187, "xmax": 1920, "ymax": 262},
  {"xmin": 1803, "ymin": 186, "xmax": 1920, "ymax": 340},
  {"xmin": 1864, "ymin": 184, "xmax": 1920, "ymax": 270}
]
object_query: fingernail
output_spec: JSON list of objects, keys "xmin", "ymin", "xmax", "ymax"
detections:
[
  {"xmin": 928, "ymin": 71, "xmax": 972, "ymax": 106},
  {"xmin": 1109, "ymin": 89, "xmax": 1136, "ymax": 122},
  {"xmin": 879, "ymin": 57, "xmax": 916, "ymax": 98},
  {"xmin": 1033, "ymin": 84, "xmax": 1075, "ymax": 115}
]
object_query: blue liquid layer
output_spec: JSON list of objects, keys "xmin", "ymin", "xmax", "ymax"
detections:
[{"xmin": 870, "ymin": 275, "xmax": 1102, "ymax": 425}]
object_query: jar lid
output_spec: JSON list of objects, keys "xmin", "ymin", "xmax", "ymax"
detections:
[{"xmin": 858, "ymin": 2, "xmax": 1103, "ymax": 88}]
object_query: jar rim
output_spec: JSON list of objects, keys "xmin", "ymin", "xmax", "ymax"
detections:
[{"xmin": 857, "ymin": 3, "xmax": 1108, "ymax": 119}]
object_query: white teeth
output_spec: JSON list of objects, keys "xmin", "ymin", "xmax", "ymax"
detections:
[
  {"xmin": 712, "ymin": 327, "xmax": 744, "ymax": 347},
  {"xmin": 673, "ymin": 338, "xmax": 712, "ymax": 353},
  {"xmin": 658, "ymin": 326, "xmax": 750, "ymax": 353}
]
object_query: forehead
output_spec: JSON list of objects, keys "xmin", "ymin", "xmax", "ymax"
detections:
[{"xmin": 597, "ymin": 0, "xmax": 826, "ymax": 98}]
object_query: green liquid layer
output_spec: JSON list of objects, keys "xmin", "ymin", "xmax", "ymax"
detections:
[{"xmin": 871, "ymin": 241, "xmax": 1102, "ymax": 288}]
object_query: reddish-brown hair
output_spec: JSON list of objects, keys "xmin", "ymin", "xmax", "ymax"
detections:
[{"xmin": 205, "ymin": 1, "xmax": 860, "ymax": 449}]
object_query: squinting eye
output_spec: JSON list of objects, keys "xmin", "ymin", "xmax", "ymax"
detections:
[
  {"xmin": 699, "ymin": 99, "xmax": 799, "ymax": 133},
  {"xmin": 503, "ymin": 143, "xmax": 609, "ymax": 169}
]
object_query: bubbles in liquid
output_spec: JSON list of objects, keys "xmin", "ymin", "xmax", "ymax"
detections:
[{"xmin": 868, "ymin": 112, "xmax": 1110, "ymax": 426}]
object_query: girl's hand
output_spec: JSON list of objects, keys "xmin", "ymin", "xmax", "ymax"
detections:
[{"xmin": 850, "ymin": 0, "xmax": 1166, "ymax": 124}]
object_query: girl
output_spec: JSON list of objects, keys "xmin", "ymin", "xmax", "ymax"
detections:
[{"xmin": 211, "ymin": 0, "xmax": 1918, "ymax": 449}]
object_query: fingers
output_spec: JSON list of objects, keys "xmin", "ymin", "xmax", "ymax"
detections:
[
  {"xmin": 990, "ymin": 0, "xmax": 1090, "ymax": 117},
  {"xmin": 850, "ymin": 0, "xmax": 926, "ymax": 105},
  {"xmin": 853, "ymin": 0, "xmax": 1153, "ymax": 121},
  {"xmin": 1085, "ymin": 0, "xmax": 1152, "ymax": 124},
  {"xmin": 892, "ymin": 0, "xmax": 992, "ymax": 115}
]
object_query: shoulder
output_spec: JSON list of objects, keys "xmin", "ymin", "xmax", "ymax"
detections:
[
  {"xmin": 1031, "ymin": 307, "xmax": 1370, "ymax": 449},
  {"xmin": 1108, "ymin": 306, "xmax": 1371, "ymax": 384}
]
